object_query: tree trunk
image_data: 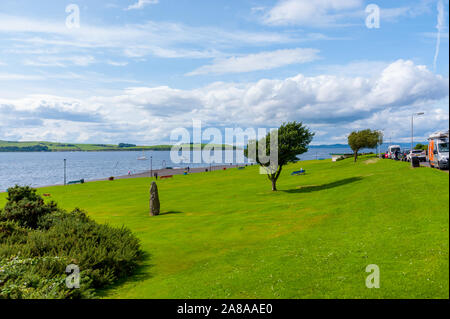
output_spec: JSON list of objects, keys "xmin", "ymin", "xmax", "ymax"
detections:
[
  {"xmin": 270, "ymin": 165, "xmax": 282, "ymax": 191},
  {"xmin": 354, "ymin": 151, "xmax": 358, "ymax": 162},
  {"xmin": 271, "ymin": 179, "xmax": 277, "ymax": 191}
]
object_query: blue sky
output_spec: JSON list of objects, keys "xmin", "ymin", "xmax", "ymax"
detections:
[{"xmin": 0, "ymin": 0, "xmax": 448, "ymax": 145}]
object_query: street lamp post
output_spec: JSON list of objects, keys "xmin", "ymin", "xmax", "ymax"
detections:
[
  {"xmin": 150, "ymin": 156, "xmax": 153, "ymax": 178},
  {"xmin": 411, "ymin": 112, "xmax": 425, "ymax": 167},
  {"xmin": 377, "ymin": 128, "xmax": 385, "ymax": 158},
  {"xmin": 64, "ymin": 159, "xmax": 67, "ymax": 185}
]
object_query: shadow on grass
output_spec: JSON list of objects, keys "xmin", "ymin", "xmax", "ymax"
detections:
[
  {"xmin": 96, "ymin": 251, "xmax": 153, "ymax": 298},
  {"xmin": 283, "ymin": 176, "xmax": 363, "ymax": 194},
  {"xmin": 160, "ymin": 211, "xmax": 184, "ymax": 216}
]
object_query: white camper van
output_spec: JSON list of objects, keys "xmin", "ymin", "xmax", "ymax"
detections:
[
  {"xmin": 387, "ymin": 145, "xmax": 401, "ymax": 160},
  {"xmin": 427, "ymin": 130, "xmax": 449, "ymax": 170}
]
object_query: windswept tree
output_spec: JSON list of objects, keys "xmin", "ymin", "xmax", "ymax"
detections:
[
  {"xmin": 348, "ymin": 129, "xmax": 381, "ymax": 162},
  {"xmin": 245, "ymin": 122, "xmax": 314, "ymax": 191}
]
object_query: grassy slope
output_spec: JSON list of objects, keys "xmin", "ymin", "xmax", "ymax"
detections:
[
  {"xmin": 1, "ymin": 157, "xmax": 448, "ymax": 298},
  {"xmin": 0, "ymin": 141, "xmax": 236, "ymax": 152}
]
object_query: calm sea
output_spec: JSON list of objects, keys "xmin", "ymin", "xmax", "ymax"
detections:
[{"xmin": 0, "ymin": 146, "xmax": 369, "ymax": 191}]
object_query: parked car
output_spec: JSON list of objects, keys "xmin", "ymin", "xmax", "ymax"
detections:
[
  {"xmin": 400, "ymin": 150, "xmax": 409, "ymax": 161},
  {"xmin": 387, "ymin": 145, "xmax": 401, "ymax": 160},
  {"xmin": 407, "ymin": 150, "xmax": 426, "ymax": 162}
]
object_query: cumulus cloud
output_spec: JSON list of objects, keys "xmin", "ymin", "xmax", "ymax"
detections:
[
  {"xmin": 187, "ymin": 48, "xmax": 320, "ymax": 76},
  {"xmin": 1, "ymin": 59, "xmax": 446, "ymax": 144},
  {"xmin": 0, "ymin": 95, "xmax": 104, "ymax": 142}
]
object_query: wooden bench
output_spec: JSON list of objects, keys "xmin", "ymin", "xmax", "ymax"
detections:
[
  {"xmin": 291, "ymin": 170, "xmax": 306, "ymax": 176},
  {"xmin": 67, "ymin": 179, "xmax": 85, "ymax": 185},
  {"xmin": 160, "ymin": 175, "xmax": 173, "ymax": 180}
]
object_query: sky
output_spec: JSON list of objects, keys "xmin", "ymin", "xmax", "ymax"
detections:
[{"xmin": 0, "ymin": 0, "xmax": 448, "ymax": 145}]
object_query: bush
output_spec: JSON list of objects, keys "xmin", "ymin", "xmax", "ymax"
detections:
[
  {"xmin": 0, "ymin": 185, "xmax": 58, "ymax": 228},
  {"xmin": 0, "ymin": 255, "xmax": 95, "ymax": 299},
  {"xmin": 0, "ymin": 186, "xmax": 143, "ymax": 299}
]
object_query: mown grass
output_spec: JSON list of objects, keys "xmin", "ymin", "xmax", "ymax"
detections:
[{"xmin": 1, "ymin": 156, "xmax": 448, "ymax": 299}]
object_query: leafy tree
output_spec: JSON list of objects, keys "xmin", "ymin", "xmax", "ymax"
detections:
[
  {"xmin": 348, "ymin": 129, "xmax": 381, "ymax": 162},
  {"xmin": 245, "ymin": 122, "xmax": 314, "ymax": 191},
  {"xmin": 414, "ymin": 143, "xmax": 427, "ymax": 151}
]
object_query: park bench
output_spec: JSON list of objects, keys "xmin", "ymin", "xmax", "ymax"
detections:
[
  {"xmin": 291, "ymin": 170, "xmax": 306, "ymax": 176},
  {"xmin": 160, "ymin": 175, "xmax": 173, "ymax": 180},
  {"xmin": 67, "ymin": 179, "xmax": 84, "ymax": 185}
]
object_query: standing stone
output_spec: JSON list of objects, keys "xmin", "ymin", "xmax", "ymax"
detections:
[{"xmin": 149, "ymin": 181, "xmax": 160, "ymax": 216}]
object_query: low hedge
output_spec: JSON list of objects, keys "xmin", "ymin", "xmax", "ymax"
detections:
[{"xmin": 0, "ymin": 186, "xmax": 143, "ymax": 299}]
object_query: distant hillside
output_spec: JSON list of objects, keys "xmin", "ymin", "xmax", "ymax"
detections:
[{"xmin": 0, "ymin": 141, "xmax": 239, "ymax": 152}]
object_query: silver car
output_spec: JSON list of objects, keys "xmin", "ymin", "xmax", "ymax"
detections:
[{"xmin": 407, "ymin": 150, "xmax": 426, "ymax": 162}]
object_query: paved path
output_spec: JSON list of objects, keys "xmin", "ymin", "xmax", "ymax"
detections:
[{"xmin": 90, "ymin": 164, "xmax": 245, "ymax": 182}]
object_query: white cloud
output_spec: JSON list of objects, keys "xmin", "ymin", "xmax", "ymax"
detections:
[
  {"xmin": 187, "ymin": 48, "xmax": 320, "ymax": 76},
  {"xmin": 0, "ymin": 73, "xmax": 44, "ymax": 81},
  {"xmin": 434, "ymin": 0, "xmax": 445, "ymax": 71},
  {"xmin": 107, "ymin": 60, "xmax": 129, "ymax": 66},
  {"xmin": 261, "ymin": 0, "xmax": 432, "ymax": 27},
  {"xmin": 1, "ymin": 60, "xmax": 447, "ymax": 144},
  {"xmin": 23, "ymin": 55, "xmax": 96, "ymax": 67},
  {"xmin": 126, "ymin": 0, "xmax": 159, "ymax": 11},
  {"xmin": 0, "ymin": 14, "xmax": 299, "ymax": 62},
  {"xmin": 262, "ymin": 0, "xmax": 362, "ymax": 27},
  {"xmin": 313, "ymin": 60, "xmax": 390, "ymax": 77}
]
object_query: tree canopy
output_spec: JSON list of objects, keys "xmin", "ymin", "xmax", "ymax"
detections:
[
  {"xmin": 245, "ymin": 122, "xmax": 314, "ymax": 191},
  {"xmin": 347, "ymin": 129, "xmax": 382, "ymax": 162}
]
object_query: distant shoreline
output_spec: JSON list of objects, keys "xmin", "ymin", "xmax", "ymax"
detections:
[{"xmin": 0, "ymin": 140, "xmax": 240, "ymax": 153}]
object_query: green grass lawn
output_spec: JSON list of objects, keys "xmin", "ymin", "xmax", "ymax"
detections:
[{"xmin": 1, "ymin": 157, "xmax": 448, "ymax": 299}]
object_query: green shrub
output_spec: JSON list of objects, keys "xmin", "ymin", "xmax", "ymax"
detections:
[
  {"xmin": 6, "ymin": 185, "xmax": 41, "ymax": 203},
  {"xmin": 0, "ymin": 185, "xmax": 58, "ymax": 228},
  {"xmin": 0, "ymin": 255, "xmax": 95, "ymax": 299},
  {"xmin": 0, "ymin": 186, "xmax": 143, "ymax": 299}
]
